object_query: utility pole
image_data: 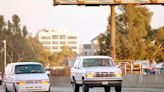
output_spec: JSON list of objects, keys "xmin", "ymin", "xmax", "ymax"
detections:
[
  {"xmin": 3, "ymin": 40, "xmax": 6, "ymax": 71},
  {"xmin": 110, "ymin": 5, "xmax": 116, "ymax": 61}
]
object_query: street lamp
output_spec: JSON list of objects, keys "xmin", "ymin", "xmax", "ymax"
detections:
[{"xmin": 2, "ymin": 40, "xmax": 6, "ymax": 71}]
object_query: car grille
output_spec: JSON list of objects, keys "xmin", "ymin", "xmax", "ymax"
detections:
[
  {"xmin": 95, "ymin": 72, "xmax": 116, "ymax": 77},
  {"xmin": 26, "ymin": 80, "xmax": 42, "ymax": 84}
]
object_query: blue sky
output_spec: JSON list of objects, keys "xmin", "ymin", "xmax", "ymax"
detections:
[{"xmin": 0, "ymin": 0, "xmax": 164, "ymax": 43}]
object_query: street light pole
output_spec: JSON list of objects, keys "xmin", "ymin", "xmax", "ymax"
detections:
[{"xmin": 3, "ymin": 40, "xmax": 6, "ymax": 70}]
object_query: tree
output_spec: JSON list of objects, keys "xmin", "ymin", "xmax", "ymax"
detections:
[
  {"xmin": 49, "ymin": 46, "xmax": 75, "ymax": 66},
  {"xmin": 0, "ymin": 14, "xmax": 36, "ymax": 65},
  {"xmin": 97, "ymin": 32, "xmax": 110, "ymax": 55},
  {"xmin": 5, "ymin": 14, "xmax": 31, "ymax": 62},
  {"xmin": 153, "ymin": 27, "xmax": 164, "ymax": 62},
  {"xmin": 98, "ymin": 5, "xmax": 153, "ymax": 61},
  {"xmin": 118, "ymin": 5, "xmax": 153, "ymax": 60},
  {"xmin": 27, "ymin": 37, "xmax": 52, "ymax": 65}
]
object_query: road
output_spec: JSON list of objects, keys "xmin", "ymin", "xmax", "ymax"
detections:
[{"xmin": 0, "ymin": 85, "xmax": 164, "ymax": 92}]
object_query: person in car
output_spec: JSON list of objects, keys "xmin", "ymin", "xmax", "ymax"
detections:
[{"xmin": 100, "ymin": 59, "xmax": 108, "ymax": 66}]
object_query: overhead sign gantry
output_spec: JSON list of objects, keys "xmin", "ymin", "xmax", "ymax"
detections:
[
  {"xmin": 53, "ymin": 0, "xmax": 164, "ymax": 60},
  {"xmin": 53, "ymin": 0, "xmax": 164, "ymax": 5}
]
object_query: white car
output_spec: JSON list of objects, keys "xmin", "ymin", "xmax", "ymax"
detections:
[
  {"xmin": 70, "ymin": 56, "xmax": 122, "ymax": 92},
  {"xmin": 3, "ymin": 62, "xmax": 50, "ymax": 92},
  {"xmin": 156, "ymin": 62, "xmax": 164, "ymax": 74},
  {"xmin": 45, "ymin": 68, "xmax": 50, "ymax": 76}
]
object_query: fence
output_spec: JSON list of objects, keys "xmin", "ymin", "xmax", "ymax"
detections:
[{"xmin": 119, "ymin": 62, "xmax": 142, "ymax": 75}]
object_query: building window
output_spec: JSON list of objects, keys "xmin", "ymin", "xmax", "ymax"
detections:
[
  {"xmin": 52, "ymin": 35, "xmax": 58, "ymax": 39},
  {"xmin": 70, "ymin": 46, "xmax": 77, "ymax": 49},
  {"xmin": 60, "ymin": 46, "xmax": 64, "ymax": 49},
  {"xmin": 52, "ymin": 46, "xmax": 58, "ymax": 49},
  {"xmin": 60, "ymin": 35, "xmax": 66, "ymax": 39},
  {"xmin": 41, "ymin": 36, "xmax": 51, "ymax": 39},
  {"xmin": 43, "ymin": 46, "xmax": 51, "ymax": 49},
  {"xmin": 68, "ymin": 41, "xmax": 77, "ymax": 44},
  {"xmin": 41, "ymin": 41, "xmax": 51, "ymax": 44},
  {"xmin": 67, "ymin": 36, "xmax": 77, "ymax": 39},
  {"xmin": 60, "ymin": 41, "xmax": 66, "ymax": 44},
  {"xmin": 52, "ymin": 41, "xmax": 58, "ymax": 44}
]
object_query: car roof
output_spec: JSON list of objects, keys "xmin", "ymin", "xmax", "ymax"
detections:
[
  {"xmin": 77, "ymin": 56, "xmax": 113, "ymax": 59},
  {"xmin": 8, "ymin": 62, "xmax": 42, "ymax": 66},
  {"xmin": 156, "ymin": 62, "xmax": 164, "ymax": 68}
]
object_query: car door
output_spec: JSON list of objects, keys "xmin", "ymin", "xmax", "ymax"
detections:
[
  {"xmin": 71, "ymin": 58, "xmax": 81, "ymax": 83},
  {"xmin": 7, "ymin": 65, "xmax": 14, "ymax": 91},
  {"xmin": 4, "ymin": 64, "xmax": 12, "ymax": 91}
]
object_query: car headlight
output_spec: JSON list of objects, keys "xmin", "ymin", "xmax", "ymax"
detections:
[
  {"xmin": 86, "ymin": 71, "xmax": 95, "ymax": 78},
  {"xmin": 41, "ymin": 79, "xmax": 49, "ymax": 84},
  {"xmin": 16, "ymin": 80, "xmax": 26, "ymax": 85},
  {"xmin": 116, "ymin": 70, "xmax": 122, "ymax": 77}
]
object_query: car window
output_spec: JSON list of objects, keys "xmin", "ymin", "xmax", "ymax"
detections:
[
  {"xmin": 73, "ymin": 58, "xmax": 81, "ymax": 68},
  {"xmin": 161, "ymin": 68, "xmax": 164, "ymax": 74},
  {"xmin": 83, "ymin": 58, "xmax": 114, "ymax": 67},
  {"xmin": 15, "ymin": 64, "xmax": 45, "ymax": 74},
  {"xmin": 5, "ymin": 64, "xmax": 12, "ymax": 75},
  {"xmin": 162, "ymin": 64, "xmax": 164, "ymax": 67}
]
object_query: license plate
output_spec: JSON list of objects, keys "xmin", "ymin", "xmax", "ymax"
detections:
[{"xmin": 102, "ymin": 81, "xmax": 108, "ymax": 85}]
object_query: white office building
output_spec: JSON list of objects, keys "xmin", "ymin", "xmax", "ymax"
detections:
[{"xmin": 36, "ymin": 28, "xmax": 79, "ymax": 54}]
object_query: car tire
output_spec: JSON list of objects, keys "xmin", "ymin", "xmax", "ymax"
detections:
[
  {"xmin": 104, "ymin": 86, "xmax": 110, "ymax": 92},
  {"xmin": 46, "ymin": 88, "xmax": 50, "ymax": 92},
  {"xmin": 0, "ymin": 81, "xmax": 1, "ymax": 85},
  {"xmin": 4, "ymin": 85, "xmax": 9, "ymax": 92},
  {"xmin": 82, "ymin": 80, "xmax": 89, "ymax": 92},
  {"xmin": 115, "ymin": 85, "xmax": 122, "ymax": 92},
  {"xmin": 72, "ymin": 78, "xmax": 79, "ymax": 92},
  {"xmin": 13, "ymin": 85, "xmax": 17, "ymax": 92}
]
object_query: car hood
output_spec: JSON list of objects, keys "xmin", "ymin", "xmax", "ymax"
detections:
[
  {"xmin": 84, "ymin": 66, "xmax": 120, "ymax": 73},
  {"xmin": 15, "ymin": 73, "xmax": 49, "ymax": 80}
]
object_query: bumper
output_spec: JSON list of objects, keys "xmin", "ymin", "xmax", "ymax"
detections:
[
  {"xmin": 84, "ymin": 78, "xmax": 122, "ymax": 87},
  {"xmin": 16, "ymin": 84, "xmax": 50, "ymax": 92}
]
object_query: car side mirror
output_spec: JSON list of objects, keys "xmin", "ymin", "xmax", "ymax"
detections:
[
  {"xmin": 45, "ymin": 71, "xmax": 50, "ymax": 76},
  {"xmin": 116, "ymin": 65, "xmax": 121, "ymax": 68}
]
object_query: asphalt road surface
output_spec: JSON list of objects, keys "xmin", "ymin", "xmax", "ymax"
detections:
[{"xmin": 0, "ymin": 85, "xmax": 164, "ymax": 92}]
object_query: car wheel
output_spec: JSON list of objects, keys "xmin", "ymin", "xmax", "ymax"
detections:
[
  {"xmin": 104, "ymin": 86, "xmax": 110, "ymax": 92},
  {"xmin": 4, "ymin": 85, "xmax": 9, "ymax": 92},
  {"xmin": 46, "ymin": 88, "xmax": 50, "ymax": 92},
  {"xmin": 115, "ymin": 85, "xmax": 122, "ymax": 92},
  {"xmin": 72, "ymin": 78, "xmax": 79, "ymax": 92},
  {"xmin": 0, "ymin": 81, "xmax": 1, "ymax": 85},
  {"xmin": 12, "ymin": 85, "xmax": 17, "ymax": 92},
  {"xmin": 82, "ymin": 80, "xmax": 89, "ymax": 92}
]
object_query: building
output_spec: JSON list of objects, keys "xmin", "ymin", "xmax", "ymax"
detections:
[
  {"xmin": 80, "ymin": 44, "xmax": 92, "ymax": 56},
  {"xmin": 91, "ymin": 35, "xmax": 100, "ymax": 55},
  {"xmin": 36, "ymin": 28, "xmax": 79, "ymax": 54}
]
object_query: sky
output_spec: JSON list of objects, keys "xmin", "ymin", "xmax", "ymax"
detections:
[{"xmin": 0, "ymin": 0, "xmax": 164, "ymax": 44}]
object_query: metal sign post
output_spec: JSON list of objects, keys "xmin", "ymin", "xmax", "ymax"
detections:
[{"xmin": 3, "ymin": 40, "xmax": 6, "ymax": 71}]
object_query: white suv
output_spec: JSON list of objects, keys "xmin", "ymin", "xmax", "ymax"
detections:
[
  {"xmin": 70, "ymin": 56, "xmax": 122, "ymax": 92},
  {"xmin": 3, "ymin": 62, "xmax": 50, "ymax": 92}
]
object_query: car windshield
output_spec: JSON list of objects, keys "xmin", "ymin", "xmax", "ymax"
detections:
[
  {"xmin": 83, "ymin": 58, "xmax": 114, "ymax": 67},
  {"xmin": 15, "ymin": 64, "xmax": 45, "ymax": 74}
]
